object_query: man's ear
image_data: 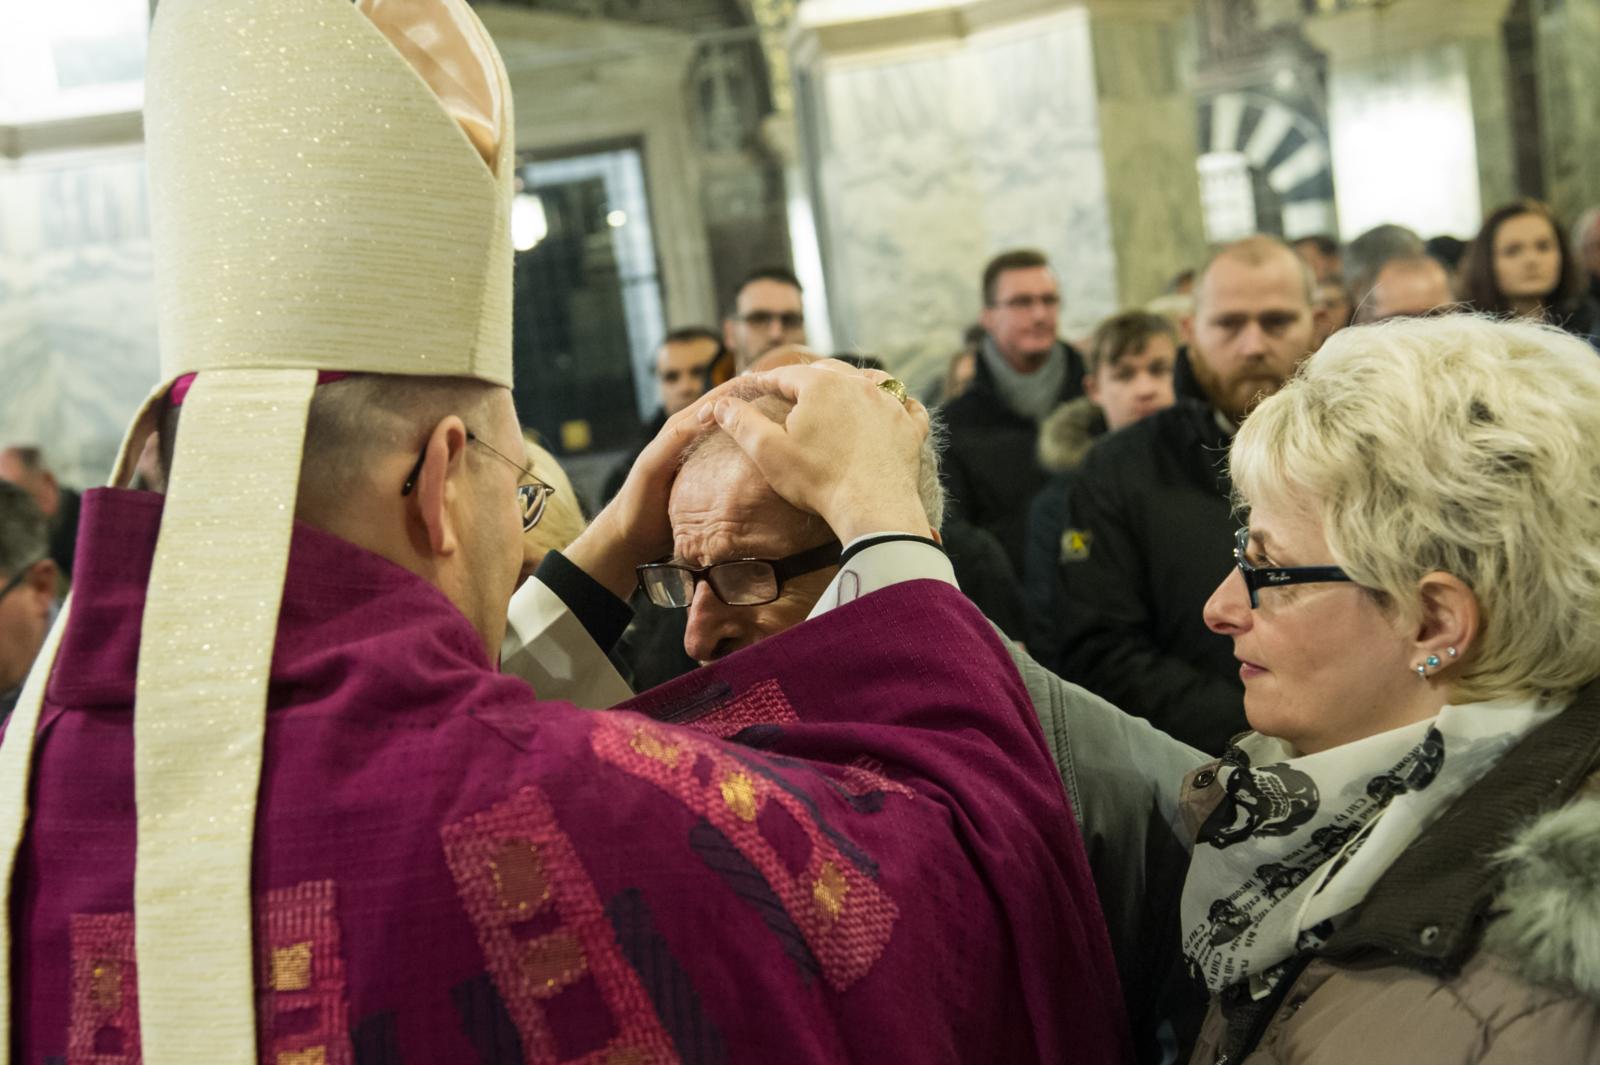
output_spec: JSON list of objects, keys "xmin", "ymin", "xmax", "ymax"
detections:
[
  {"xmin": 978, "ymin": 305, "xmax": 998, "ymax": 337},
  {"xmin": 411, "ymin": 416, "xmax": 471, "ymax": 559},
  {"xmin": 1082, "ymin": 373, "xmax": 1101, "ymax": 406},
  {"xmin": 1412, "ymin": 572, "xmax": 1479, "ymax": 673},
  {"xmin": 722, "ymin": 316, "xmax": 738, "ymax": 352},
  {"xmin": 1180, "ymin": 313, "xmax": 1198, "ymax": 349},
  {"xmin": 25, "ymin": 559, "xmax": 57, "ymax": 606}
]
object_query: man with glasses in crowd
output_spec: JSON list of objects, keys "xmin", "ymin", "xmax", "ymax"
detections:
[
  {"xmin": 941, "ymin": 249, "xmax": 1089, "ymax": 577},
  {"xmin": 723, "ymin": 266, "xmax": 807, "ymax": 372},
  {"xmin": 0, "ymin": 481, "xmax": 57, "ymax": 722}
]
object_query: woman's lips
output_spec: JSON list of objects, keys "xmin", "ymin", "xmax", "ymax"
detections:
[{"xmin": 1238, "ymin": 659, "xmax": 1268, "ymax": 680}]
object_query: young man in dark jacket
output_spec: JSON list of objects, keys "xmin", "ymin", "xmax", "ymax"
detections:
[
  {"xmin": 1053, "ymin": 236, "xmax": 1315, "ymax": 755},
  {"xmin": 941, "ymin": 249, "xmax": 1087, "ymax": 577}
]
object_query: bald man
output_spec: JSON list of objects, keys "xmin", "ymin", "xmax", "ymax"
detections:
[
  {"xmin": 1367, "ymin": 254, "xmax": 1457, "ymax": 321},
  {"xmin": 1052, "ymin": 235, "xmax": 1315, "ymax": 755}
]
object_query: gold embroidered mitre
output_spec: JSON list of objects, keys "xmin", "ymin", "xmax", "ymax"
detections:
[{"xmin": 0, "ymin": 2, "xmax": 518, "ymax": 1063}]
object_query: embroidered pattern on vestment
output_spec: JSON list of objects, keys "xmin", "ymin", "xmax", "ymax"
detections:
[
  {"xmin": 441, "ymin": 784, "xmax": 680, "ymax": 1064},
  {"xmin": 591, "ymin": 713, "xmax": 898, "ymax": 990}
]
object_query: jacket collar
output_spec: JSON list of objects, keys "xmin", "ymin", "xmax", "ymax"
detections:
[
  {"xmin": 1317, "ymin": 678, "xmax": 1600, "ymax": 979},
  {"xmin": 969, "ymin": 336, "xmax": 1079, "ymax": 411}
]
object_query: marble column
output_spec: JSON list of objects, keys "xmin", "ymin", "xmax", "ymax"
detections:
[
  {"xmin": 1305, "ymin": 0, "xmax": 1515, "ymax": 240},
  {"xmin": 1533, "ymin": 0, "xmax": 1600, "ymax": 225},
  {"xmin": 790, "ymin": 0, "xmax": 1205, "ymax": 393}
]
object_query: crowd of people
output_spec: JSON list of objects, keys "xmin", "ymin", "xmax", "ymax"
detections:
[{"xmin": 2, "ymin": 0, "xmax": 1600, "ymax": 1062}]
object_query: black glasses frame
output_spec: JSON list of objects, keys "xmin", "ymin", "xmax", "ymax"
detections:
[
  {"xmin": 1233, "ymin": 527, "xmax": 1354, "ymax": 608},
  {"xmin": 737, "ymin": 310, "xmax": 805, "ymax": 331},
  {"xmin": 400, "ymin": 431, "xmax": 555, "ymax": 532},
  {"xmin": 636, "ymin": 540, "xmax": 842, "ymax": 608},
  {"xmin": 0, "ymin": 557, "xmax": 44, "ymax": 604}
]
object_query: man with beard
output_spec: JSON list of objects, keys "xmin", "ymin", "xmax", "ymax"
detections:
[{"xmin": 1056, "ymin": 236, "xmax": 1315, "ymax": 755}]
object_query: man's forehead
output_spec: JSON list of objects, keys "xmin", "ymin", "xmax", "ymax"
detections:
[
  {"xmin": 669, "ymin": 450, "xmax": 810, "ymax": 558},
  {"xmin": 1199, "ymin": 255, "xmax": 1308, "ymax": 314},
  {"xmin": 736, "ymin": 279, "xmax": 802, "ymax": 311},
  {"xmin": 993, "ymin": 265, "xmax": 1057, "ymax": 296},
  {"xmin": 659, "ymin": 336, "xmax": 719, "ymax": 367}
]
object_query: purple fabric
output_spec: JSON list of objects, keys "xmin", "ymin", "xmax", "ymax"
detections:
[{"xmin": 12, "ymin": 488, "xmax": 1127, "ymax": 1064}]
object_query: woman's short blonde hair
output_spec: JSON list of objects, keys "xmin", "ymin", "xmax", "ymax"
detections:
[{"xmin": 1231, "ymin": 314, "xmax": 1600, "ymax": 703}]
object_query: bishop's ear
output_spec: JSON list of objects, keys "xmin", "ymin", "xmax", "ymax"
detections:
[{"xmin": 411, "ymin": 416, "xmax": 471, "ymax": 559}]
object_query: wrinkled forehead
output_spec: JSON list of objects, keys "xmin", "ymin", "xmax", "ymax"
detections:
[{"xmin": 669, "ymin": 444, "xmax": 811, "ymax": 559}]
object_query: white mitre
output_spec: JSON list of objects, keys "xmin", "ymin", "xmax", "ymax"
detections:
[{"xmin": 0, "ymin": 1, "xmax": 517, "ymax": 1061}]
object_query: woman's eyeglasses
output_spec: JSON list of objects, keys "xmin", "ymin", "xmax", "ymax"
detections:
[{"xmin": 1232, "ymin": 527, "xmax": 1353, "ymax": 608}]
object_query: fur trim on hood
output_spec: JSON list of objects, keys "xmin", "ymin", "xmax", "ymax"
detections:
[
  {"xmin": 1485, "ymin": 793, "xmax": 1600, "ymax": 1000},
  {"xmin": 1037, "ymin": 397, "xmax": 1107, "ymax": 474}
]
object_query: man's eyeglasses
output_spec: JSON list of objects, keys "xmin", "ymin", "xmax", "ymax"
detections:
[
  {"xmin": 1232, "ymin": 527, "xmax": 1353, "ymax": 609},
  {"xmin": 658, "ymin": 363, "xmax": 713, "ymax": 386},
  {"xmin": 637, "ymin": 540, "xmax": 841, "ymax": 608},
  {"xmin": 400, "ymin": 432, "xmax": 555, "ymax": 532},
  {"xmin": 738, "ymin": 310, "xmax": 804, "ymax": 331},
  {"xmin": 995, "ymin": 293, "xmax": 1061, "ymax": 312},
  {"xmin": 0, "ymin": 558, "xmax": 44, "ymax": 604}
]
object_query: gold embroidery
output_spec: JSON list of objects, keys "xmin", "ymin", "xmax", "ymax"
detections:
[
  {"xmin": 524, "ymin": 931, "xmax": 587, "ymax": 997},
  {"xmin": 813, "ymin": 861, "xmax": 849, "ymax": 924},
  {"xmin": 604, "ymin": 1050, "xmax": 649, "ymax": 1065},
  {"xmin": 271, "ymin": 942, "xmax": 313, "ymax": 992},
  {"xmin": 719, "ymin": 772, "xmax": 759, "ymax": 822},
  {"xmin": 629, "ymin": 728, "xmax": 681, "ymax": 767},
  {"xmin": 278, "ymin": 1049, "xmax": 327, "ymax": 1065},
  {"xmin": 490, "ymin": 838, "xmax": 551, "ymax": 914},
  {"xmin": 89, "ymin": 960, "xmax": 121, "ymax": 1010}
]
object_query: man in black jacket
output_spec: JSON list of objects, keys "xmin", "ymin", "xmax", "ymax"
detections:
[
  {"xmin": 1054, "ymin": 235, "xmax": 1315, "ymax": 755},
  {"xmin": 941, "ymin": 249, "xmax": 1087, "ymax": 577}
]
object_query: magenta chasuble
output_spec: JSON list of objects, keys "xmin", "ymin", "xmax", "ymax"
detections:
[{"xmin": 9, "ymin": 489, "xmax": 1128, "ymax": 1063}]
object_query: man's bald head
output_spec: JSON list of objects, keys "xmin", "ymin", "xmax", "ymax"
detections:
[
  {"xmin": 667, "ymin": 383, "xmax": 945, "ymax": 662},
  {"xmin": 1366, "ymin": 254, "xmax": 1456, "ymax": 322},
  {"xmin": 1185, "ymin": 235, "xmax": 1316, "ymax": 422}
]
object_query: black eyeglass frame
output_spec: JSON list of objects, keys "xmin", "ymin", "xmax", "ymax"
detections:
[
  {"xmin": 0, "ymin": 557, "xmax": 46, "ymax": 604},
  {"xmin": 737, "ymin": 310, "xmax": 805, "ymax": 331},
  {"xmin": 400, "ymin": 431, "xmax": 555, "ymax": 532},
  {"xmin": 636, "ymin": 540, "xmax": 843, "ymax": 608},
  {"xmin": 1233, "ymin": 527, "xmax": 1354, "ymax": 609}
]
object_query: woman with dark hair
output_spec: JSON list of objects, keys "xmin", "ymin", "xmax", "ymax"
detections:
[{"xmin": 1462, "ymin": 199, "xmax": 1600, "ymax": 343}]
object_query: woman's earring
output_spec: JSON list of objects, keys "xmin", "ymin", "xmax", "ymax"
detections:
[{"xmin": 1446, "ymin": 646, "xmax": 1458, "ymax": 658}]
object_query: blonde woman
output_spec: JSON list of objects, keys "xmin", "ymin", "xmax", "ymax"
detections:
[
  {"xmin": 518, "ymin": 433, "xmax": 587, "ymax": 581},
  {"xmin": 1180, "ymin": 315, "xmax": 1600, "ymax": 1062}
]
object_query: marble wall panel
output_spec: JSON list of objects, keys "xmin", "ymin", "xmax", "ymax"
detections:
[
  {"xmin": 1535, "ymin": 0, "xmax": 1600, "ymax": 225},
  {"xmin": 0, "ymin": 149, "xmax": 157, "ymax": 487},
  {"xmin": 1325, "ymin": 44, "xmax": 1485, "ymax": 239},
  {"xmin": 808, "ymin": 11, "xmax": 1119, "ymax": 393}
]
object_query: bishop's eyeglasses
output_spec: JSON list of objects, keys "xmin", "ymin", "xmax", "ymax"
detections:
[{"xmin": 400, "ymin": 432, "xmax": 554, "ymax": 532}]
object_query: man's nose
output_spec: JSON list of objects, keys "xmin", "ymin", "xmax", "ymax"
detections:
[
  {"xmin": 1236, "ymin": 320, "xmax": 1270, "ymax": 357},
  {"xmin": 682, "ymin": 580, "xmax": 746, "ymax": 663}
]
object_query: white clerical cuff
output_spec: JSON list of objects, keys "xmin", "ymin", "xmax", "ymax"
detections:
[
  {"xmin": 806, "ymin": 535, "xmax": 958, "ymax": 619},
  {"xmin": 502, "ymin": 577, "xmax": 634, "ymax": 708}
]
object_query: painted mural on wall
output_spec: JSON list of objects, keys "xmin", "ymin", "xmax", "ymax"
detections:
[{"xmin": 0, "ymin": 149, "xmax": 158, "ymax": 488}]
